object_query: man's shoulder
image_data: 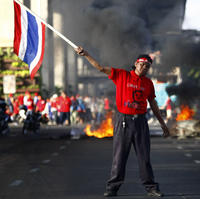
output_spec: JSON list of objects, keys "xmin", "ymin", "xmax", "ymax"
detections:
[
  {"xmin": 112, "ymin": 67, "xmax": 127, "ymax": 72},
  {"xmin": 112, "ymin": 67, "xmax": 130, "ymax": 75},
  {"xmin": 144, "ymin": 75, "xmax": 152, "ymax": 82},
  {"xmin": 143, "ymin": 76, "xmax": 154, "ymax": 87},
  {"xmin": 109, "ymin": 67, "xmax": 129, "ymax": 81}
]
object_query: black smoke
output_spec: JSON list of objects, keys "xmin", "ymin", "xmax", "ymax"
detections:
[
  {"xmin": 54, "ymin": 0, "xmax": 200, "ymax": 97},
  {"xmin": 81, "ymin": 0, "xmax": 153, "ymax": 68},
  {"xmin": 57, "ymin": 0, "xmax": 153, "ymax": 69},
  {"xmin": 59, "ymin": 0, "xmax": 200, "ymax": 73}
]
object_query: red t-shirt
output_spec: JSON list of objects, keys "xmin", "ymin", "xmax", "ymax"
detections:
[
  {"xmin": 27, "ymin": 98, "xmax": 34, "ymax": 111},
  {"xmin": 36, "ymin": 99, "xmax": 46, "ymax": 112},
  {"xmin": 58, "ymin": 96, "xmax": 72, "ymax": 112},
  {"xmin": 109, "ymin": 68, "xmax": 156, "ymax": 114},
  {"xmin": 51, "ymin": 99, "xmax": 58, "ymax": 110},
  {"xmin": 166, "ymin": 98, "xmax": 172, "ymax": 110},
  {"xmin": 13, "ymin": 100, "xmax": 19, "ymax": 114},
  {"xmin": 104, "ymin": 98, "xmax": 110, "ymax": 110},
  {"xmin": 17, "ymin": 95, "xmax": 24, "ymax": 106}
]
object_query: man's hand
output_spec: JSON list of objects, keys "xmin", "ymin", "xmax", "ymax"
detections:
[
  {"xmin": 74, "ymin": 46, "xmax": 111, "ymax": 76},
  {"xmin": 149, "ymin": 99, "xmax": 170, "ymax": 138},
  {"xmin": 161, "ymin": 124, "xmax": 170, "ymax": 137},
  {"xmin": 75, "ymin": 46, "xmax": 88, "ymax": 56}
]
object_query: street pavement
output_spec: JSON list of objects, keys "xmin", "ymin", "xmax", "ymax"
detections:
[{"xmin": 0, "ymin": 124, "xmax": 200, "ymax": 199}]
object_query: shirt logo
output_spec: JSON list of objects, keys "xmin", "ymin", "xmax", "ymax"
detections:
[
  {"xmin": 127, "ymin": 83, "xmax": 145, "ymax": 91},
  {"xmin": 124, "ymin": 90, "xmax": 145, "ymax": 109},
  {"xmin": 127, "ymin": 83, "xmax": 138, "ymax": 88}
]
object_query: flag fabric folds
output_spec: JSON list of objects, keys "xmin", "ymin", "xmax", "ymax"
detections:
[{"xmin": 13, "ymin": 0, "xmax": 45, "ymax": 79}]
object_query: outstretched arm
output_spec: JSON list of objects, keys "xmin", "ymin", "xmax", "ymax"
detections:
[
  {"xmin": 149, "ymin": 99, "xmax": 170, "ymax": 137},
  {"xmin": 75, "ymin": 47, "xmax": 111, "ymax": 76}
]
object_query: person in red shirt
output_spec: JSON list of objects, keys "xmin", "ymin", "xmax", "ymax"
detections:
[
  {"xmin": 36, "ymin": 96, "xmax": 46, "ymax": 113},
  {"xmin": 76, "ymin": 47, "xmax": 169, "ymax": 198},
  {"xmin": 165, "ymin": 97, "xmax": 172, "ymax": 122},
  {"xmin": 26, "ymin": 93, "xmax": 34, "ymax": 114},
  {"xmin": 57, "ymin": 91, "xmax": 72, "ymax": 125},
  {"xmin": 13, "ymin": 98, "xmax": 20, "ymax": 121},
  {"xmin": 17, "ymin": 94, "xmax": 24, "ymax": 107},
  {"xmin": 104, "ymin": 97, "xmax": 110, "ymax": 111}
]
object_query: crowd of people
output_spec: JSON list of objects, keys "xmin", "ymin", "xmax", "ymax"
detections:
[{"xmin": 3, "ymin": 91, "xmax": 112, "ymax": 126}]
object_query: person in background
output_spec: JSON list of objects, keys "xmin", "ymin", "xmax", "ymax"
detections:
[
  {"xmin": 104, "ymin": 97, "xmax": 110, "ymax": 112},
  {"xmin": 76, "ymin": 95, "xmax": 86, "ymax": 124},
  {"xmin": 17, "ymin": 94, "xmax": 24, "ymax": 107},
  {"xmin": 57, "ymin": 91, "xmax": 71, "ymax": 125},
  {"xmin": 70, "ymin": 96, "xmax": 78, "ymax": 124},
  {"xmin": 26, "ymin": 93, "xmax": 34, "ymax": 115},
  {"xmin": 23, "ymin": 91, "xmax": 30, "ymax": 109},
  {"xmin": 75, "ymin": 46, "xmax": 169, "ymax": 198},
  {"xmin": 50, "ymin": 94, "xmax": 59, "ymax": 125},
  {"xmin": 165, "ymin": 96, "xmax": 172, "ymax": 123},
  {"xmin": 83, "ymin": 96, "xmax": 92, "ymax": 123},
  {"xmin": 26, "ymin": 93, "xmax": 34, "ymax": 112},
  {"xmin": 12, "ymin": 97, "xmax": 20, "ymax": 122},
  {"xmin": 42, "ymin": 98, "xmax": 51, "ymax": 123},
  {"xmin": 33, "ymin": 92, "xmax": 39, "ymax": 106},
  {"xmin": 36, "ymin": 96, "xmax": 46, "ymax": 113},
  {"xmin": 7, "ymin": 94, "xmax": 14, "ymax": 119},
  {"xmin": 90, "ymin": 97, "xmax": 98, "ymax": 123}
]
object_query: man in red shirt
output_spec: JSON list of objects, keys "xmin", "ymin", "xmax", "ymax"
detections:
[
  {"xmin": 76, "ymin": 47, "xmax": 169, "ymax": 198},
  {"xmin": 57, "ymin": 91, "xmax": 72, "ymax": 125},
  {"xmin": 26, "ymin": 93, "xmax": 34, "ymax": 113},
  {"xmin": 36, "ymin": 96, "xmax": 46, "ymax": 113}
]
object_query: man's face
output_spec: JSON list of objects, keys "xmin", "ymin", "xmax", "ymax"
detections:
[
  {"xmin": 134, "ymin": 61, "xmax": 151, "ymax": 76},
  {"xmin": 61, "ymin": 92, "xmax": 66, "ymax": 98}
]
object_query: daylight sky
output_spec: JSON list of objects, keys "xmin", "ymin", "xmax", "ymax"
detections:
[{"xmin": 182, "ymin": 0, "xmax": 200, "ymax": 31}]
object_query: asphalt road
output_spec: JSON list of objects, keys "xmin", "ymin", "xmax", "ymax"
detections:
[{"xmin": 0, "ymin": 125, "xmax": 200, "ymax": 199}]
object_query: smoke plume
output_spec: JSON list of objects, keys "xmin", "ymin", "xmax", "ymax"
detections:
[
  {"xmin": 56, "ymin": 0, "xmax": 152, "ymax": 69},
  {"xmin": 54, "ymin": 0, "xmax": 200, "ymax": 75}
]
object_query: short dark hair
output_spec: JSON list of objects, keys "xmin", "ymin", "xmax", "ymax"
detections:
[
  {"xmin": 137, "ymin": 54, "xmax": 153, "ymax": 64},
  {"xmin": 131, "ymin": 54, "xmax": 153, "ymax": 70}
]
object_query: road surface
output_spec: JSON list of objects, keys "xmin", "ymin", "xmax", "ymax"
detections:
[{"xmin": 0, "ymin": 125, "xmax": 200, "ymax": 199}]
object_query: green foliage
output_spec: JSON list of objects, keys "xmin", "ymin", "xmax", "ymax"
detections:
[
  {"xmin": 0, "ymin": 48, "xmax": 4, "ymax": 56},
  {"xmin": 194, "ymin": 71, "xmax": 200, "ymax": 79},
  {"xmin": 188, "ymin": 68, "xmax": 200, "ymax": 79},
  {"xmin": 0, "ymin": 47, "xmax": 17, "ymax": 60},
  {"xmin": 0, "ymin": 47, "xmax": 41, "ymax": 95},
  {"xmin": 1, "ymin": 70, "xmax": 29, "ymax": 77},
  {"xmin": 11, "ymin": 60, "xmax": 28, "ymax": 67}
]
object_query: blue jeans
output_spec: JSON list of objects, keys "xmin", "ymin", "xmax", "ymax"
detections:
[{"xmin": 59, "ymin": 112, "xmax": 71, "ymax": 125}]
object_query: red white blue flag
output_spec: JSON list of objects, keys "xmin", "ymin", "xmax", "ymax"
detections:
[{"xmin": 13, "ymin": 1, "xmax": 45, "ymax": 79}]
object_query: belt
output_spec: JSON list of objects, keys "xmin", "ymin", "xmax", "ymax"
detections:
[
  {"xmin": 118, "ymin": 112, "xmax": 146, "ymax": 129},
  {"xmin": 124, "ymin": 114, "xmax": 145, "ymax": 120},
  {"xmin": 118, "ymin": 112, "xmax": 146, "ymax": 120}
]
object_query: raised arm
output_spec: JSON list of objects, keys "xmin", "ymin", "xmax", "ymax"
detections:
[
  {"xmin": 75, "ymin": 47, "xmax": 111, "ymax": 76},
  {"xmin": 149, "ymin": 98, "xmax": 170, "ymax": 137}
]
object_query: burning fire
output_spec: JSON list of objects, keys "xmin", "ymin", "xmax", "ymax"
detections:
[
  {"xmin": 84, "ymin": 112, "xmax": 113, "ymax": 138},
  {"xmin": 176, "ymin": 105, "xmax": 195, "ymax": 121}
]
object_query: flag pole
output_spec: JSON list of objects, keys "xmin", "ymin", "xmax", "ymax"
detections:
[{"xmin": 14, "ymin": 0, "xmax": 78, "ymax": 49}]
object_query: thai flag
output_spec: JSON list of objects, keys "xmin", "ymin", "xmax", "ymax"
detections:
[{"xmin": 13, "ymin": 1, "xmax": 45, "ymax": 79}]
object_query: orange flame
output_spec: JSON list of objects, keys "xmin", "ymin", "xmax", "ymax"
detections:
[
  {"xmin": 176, "ymin": 105, "xmax": 195, "ymax": 121},
  {"xmin": 84, "ymin": 112, "xmax": 113, "ymax": 138}
]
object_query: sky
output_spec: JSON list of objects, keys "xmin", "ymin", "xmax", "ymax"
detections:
[{"xmin": 182, "ymin": 0, "xmax": 200, "ymax": 31}]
